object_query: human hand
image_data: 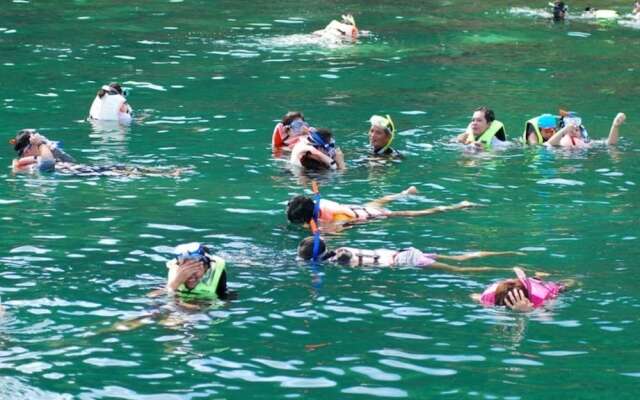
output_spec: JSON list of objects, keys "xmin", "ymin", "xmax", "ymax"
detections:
[
  {"xmin": 29, "ymin": 133, "xmax": 46, "ymax": 146},
  {"xmin": 504, "ymin": 289, "xmax": 534, "ymax": 312},
  {"xmin": 613, "ymin": 112, "xmax": 626, "ymax": 127},
  {"xmin": 167, "ymin": 259, "xmax": 203, "ymax": 291}
]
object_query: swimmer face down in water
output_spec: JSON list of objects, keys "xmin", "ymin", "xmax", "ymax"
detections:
[
  {"xmin": 297, "ymin": 236, "xmax": 524, "ymax": 272},
  {"xmin": 10, "ymin": 129, "xmax": 62, "ymax": 173},
  {"xmin": 286, "ymin": 185, "xmax": 477, "ymax": 230}
]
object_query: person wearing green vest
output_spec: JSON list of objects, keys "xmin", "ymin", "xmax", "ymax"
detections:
[
  {"xmin": 456, "ymin": 107, "xmax": 507, "ymax": 149},
  {"xmin": 523, "ymin": 113, "xmax": 562, "ymax": 144},
  {"xmin": 166, "ymin": 243, "xmax": 229, "ymax": 300}
]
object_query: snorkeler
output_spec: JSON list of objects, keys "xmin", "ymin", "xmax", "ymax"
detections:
[
  {"xmin": 545, "ymin": 112, "xmax": 626, "ymax": 148},
  {"xmin": 523, "ymin": 112, "xmax": 583, "ymax": 144},
  {"xmin": 290, "ymin": 128, "xmax": 346, "ymax": 170},
  {"xmin": 456, "ymin": 107, "xmax": 507, "ymax": 149},
  {"xmin": 298, "ymin": 236, "xmax": 522, "ymax": 272},
  {"xmin": 272, "ymin": 111, "xmax": 312, "ymax": 150},
  {"xmin": 286, "ymin": 185, "xmax": 476, "ymax": 228},
  {"xmin": 166, "ymin": 243, "xmax": 229, "ymax": 300},
  {"xmin": 10, "ymin": 129, "xmax": 183, "ymax": 177},
  {"xmin": 473, "ymin": 267, "xmax": 572, "ymax": 312},
  {"xmin": 314, "ymin": 14, "xmax": 358, "ymax": 41},
  {"xmin": 369, "ymin": 114, "xmax": 400, "ymax": 157},
  {"xmin": 551, "ymin": 1, "xmax": 568, "ymax": 21},
  {"xmin": 88, "ymin": 82, "xmax": 132, "ymax": 125}
]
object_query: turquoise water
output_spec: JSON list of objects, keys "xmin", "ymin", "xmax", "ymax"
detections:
[{"xmin": 1, "ymin": 1, "xmax": 640, "ymax": 398}]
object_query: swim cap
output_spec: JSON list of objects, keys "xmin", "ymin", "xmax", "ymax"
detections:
[{"xmin": 537, "ymin": 114, "xmax": 556, "ymax": 129}]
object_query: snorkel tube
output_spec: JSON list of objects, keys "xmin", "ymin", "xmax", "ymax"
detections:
[
  {"xmin": 310, "ymin": 181, "xmax": 322, "ymax": 262},
  {"xmin": 369, "ymin": 114, "xmax": 396, "ymax": 153}
]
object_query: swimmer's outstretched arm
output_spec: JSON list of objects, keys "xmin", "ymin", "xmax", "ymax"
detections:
[
  {"xmin": 606, "ymin": 112, "xmax": 626, "ymax": 145},
  {"xmin": 544, "ymin": 125, "xmax": 573, "ymax": 146},
  {"xmin": 437, "ymin": 251, "xmax": 525, "ymax": 262},
  {"xmin": 429, "ymin": 261, "xmax": 502, "ymax": 273},
  {"xmin": 366, "ymin": 186, "xmax": 417, "ymax": 208},
  {"xmin": 387, "ymin": 200, "xmax": 478, "ymax": 218}
]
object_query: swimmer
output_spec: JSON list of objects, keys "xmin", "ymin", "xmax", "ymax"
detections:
[
  {"xmin": 10, "ymin": 129, "xmax": 184, "ymax": 177},
  {"xmin": 523, "ymin": 113, "xmax": 578, "ymax": 144},
  {"xmin": 472, "ymin": 267, "xmax": 573, "ymax": 312},
  {"xmin": 298, "ymin": 236, "xmax": 523, "ymax": 272},
  {"xmin": 551, "ymin": 1, "xmax": 568, "ymax": 21},
  {"xmin": 369, "ymin": 114, "xmax": 400, "ymax": 157},
  {"xmin": 272, "ymin": 111, "xmax": 312, "ymax": 150},
  {"xmin": 635, "ymin": 1, "xmax": 640, "ymax": 14},
  {"xmin": 314, "ymin": 14, "xmax": 358, "ymax": 41},
  {"xmin": 286, "ymin": 185, "xmax": 477, "ymax": 229},
  {"xmin": 456, "ymin": 107, "xmax": 507, "ymax": 150},
  {"xmin": 88, "ymin": 82, "xmax": 132, "ymax": 125},
  {"xmin": 166, "ymin": 243, "xmax": 229, "ymax": 301},
  {"xmin": 290, "ymin": 128, "xmax": 346, "ymax": 170},
  {"xmin": 545, "ymin": 112, "xmax": 626, "ymax": 148}
]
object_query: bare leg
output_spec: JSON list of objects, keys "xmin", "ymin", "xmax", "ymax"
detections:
[
  {"xmin": 429, "ymin": 261, "xmax": 502, "ymax": 273},
  {"xmin": 365, "ymin": 186, "xmax": 417, "ymax": 208},
  {"xmin": 438, "ymin": 251, "xmax": 525, "ymax": 262},
  {"xmin": 388, "ymin": 200, "xmax": 477, "ymax": 217}
]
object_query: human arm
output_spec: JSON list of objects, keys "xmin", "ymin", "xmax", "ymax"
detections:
[
  {"xmin": 606, "ymin": 112, "xmax": 626, "ymax": 145},
  {"xmin": 166, "ymin": 260, "xmax": 202, "ymax": 292},
  {"xmin": 334, "ymin": 148, "xmax": 346, "ymax": 170},
  {"xmin": 456, "ymin": 124, "xmax": 474, "ymax": 143},
  {"xmin": 504, "ymin": 288, "xmax": 534, "ymax": 312},
  {"xmin": 544, "ymin": 125, "xmax": 578, "ymax": 146}
]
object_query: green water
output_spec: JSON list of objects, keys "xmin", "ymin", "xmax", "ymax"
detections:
[{"xmin": 1, "ymin": 0, "xmax": 640, "ymax": 398}]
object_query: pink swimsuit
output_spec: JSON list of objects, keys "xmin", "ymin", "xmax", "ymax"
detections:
[{"xmin": 480, "ymin": 269, "xmax": 563, "ymax": 308}]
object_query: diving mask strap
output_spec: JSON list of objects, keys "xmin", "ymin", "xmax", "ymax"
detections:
[
  {"xmin": 380, "ymin": 114, "xmax": 396, "ymax": 152},
  {"xmin": 310, "ymin": 181, "xmax": 322, "ymax": 262}
]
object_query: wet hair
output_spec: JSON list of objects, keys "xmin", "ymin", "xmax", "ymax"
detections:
[
  {"xmin": 474, "ymin": 107, "xmax": 495, "ymax": 124},
  {"xmin": 286, "ymin": 196, "xmax": 315, "ymax": 224},
  {"xmin": 494, "ymin": 280, "xmax": 529, "ymax": 307},
  {"xmin": 13, "ymin": 129, "xmax": 37, "ymax": 156},
  {"xmin": 553, "ymin": 1, "xmax": 566, "ymax": 21},
  {"xmin": 97, "ymin": 82, "xmax": 124, "ymax": 98},
  {"xmin": 216, "ymin": 269, "xmax": 228, "ymax": 299},
  {"xmin": 313, "ymin": 128, "xmax": 333, "ymax": 143},
  {"xmin": 281, "ymin": 111, "xmax": 304, "ymax": 126},
  {"xmin": 297, "ymin": 236, "xmax": 327, "ymax": 260},
  {"xmin": 300, "ymin": 154, "xmax": 331, "ymax": 170}
]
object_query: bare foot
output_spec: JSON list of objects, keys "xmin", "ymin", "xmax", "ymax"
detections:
[{"xmin": 402, "ymin": 186, "xmax": 418, "ymax": 195}]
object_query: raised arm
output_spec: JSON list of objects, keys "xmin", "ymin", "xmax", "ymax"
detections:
[{"xmin": 606, "ymin": 112, "xmax": 626, "ymax": 145}]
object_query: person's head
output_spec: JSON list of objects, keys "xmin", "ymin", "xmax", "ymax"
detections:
[
  {"xmin": 308, "ymin": 128, "xmax": 337, "ymax": 158},
  {"xmin": 537, "ymin": 114, "xmax": 557, "ymax": 140},
  {"xmin": 97, "ymin": 82, "xmax": 125, "ymax": 98},
  {"xmin": 494, "ymin": 279, "xmax": 530, "ymax": 308},
  {"xmin": 297, "ymin": 236, "xmax": 327, "ymax": 260},
  {"xmin": 10, "ymin": 129, "xmax": 36, "ymax": 157},
  {"xmin": 286, "ymin": 195, "xmax": 315, "ymax": 224},
  {"xmin": 281, "ymin": 111, "xmax": 309, "ymax": 137},
  {"xmin": 173, "ymin": 243, "xmax": 213, "ymax": 290},
  {"xmin": 470, "ymin": 107, "xmax": 495, "ymax": 136},
  {"xmin": 369, "ymin": 115, "xmax": 395, "ymax": 151}
]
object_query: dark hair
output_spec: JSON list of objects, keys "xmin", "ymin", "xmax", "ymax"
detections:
[
  {"xmin": 281, "ymin": 111, "xmax": 304, "ymax": 126},
  {"xmin": 313, "ymin": 128, "xmax": 333, "ymax": 143},
  {"xmin": 286, "ymin": 196, "xmax": 315, "ymax": 224},
  {"xmin": 475, "ymin": 107, "xmax": 495, "ymax": 124},
  {"xmin": 300, "ymin": 154, "xmax": 331, "ymax": 170},
  {"xmin": 494, "ymin": 280, "xmax": 529, "ymax": 307},
  {"xmin": 97, "ymin": 82, "xmax": 124, "ymax": 98},
  {"xmin": 13, "ymin": 129, "xmax": 36, "ymax": 156},
  {"xmin": 553, "ymin": 1, "xmax": 566, "ymax": 21},
  {"xmin": 216, "ymin": 270, "xmax": 228, "ymax": 299},
  {"xmin": 297, "ymin": 236, "xmax": 327, "ymax": 260}
]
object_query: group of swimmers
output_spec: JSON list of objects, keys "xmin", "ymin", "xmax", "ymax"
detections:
[
  {"xmin": 551, "ymin": 1, "xmax": 640, "ymax": 21},
  {"xmin": 5, "ymin": 12, "xmax": 632, "ymax": 315}
]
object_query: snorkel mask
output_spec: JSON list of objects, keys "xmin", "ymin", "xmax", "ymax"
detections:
[
  {"xmin": 309, "ymin": 129, "xmax": 336, "ymax": 158},
  {"xmin": 174, "ymin": 242, "xmax": 212, "ymax": 269},
  {"xmin": 560, "ymin": 110, "xmax": 589, "ymax": 139},
  {"xmin": 369, "ymin": 114, "xmax": 396, "ymax": 152},
  {"xmin": 288, "ymin": 118, "xmax": 309, "ymax": 136}
]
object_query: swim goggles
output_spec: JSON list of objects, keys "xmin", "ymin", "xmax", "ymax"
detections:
[
  {"xmin": 288, "ymin": 119, "xmax": 308, "ymax": 135},
  {"xmin": 309, "ymin": 129, "xmax": 336, "ymax": 157},
  {"xmin": 174, "ymin": 242, "xmax": 211, "ymax": 267}
]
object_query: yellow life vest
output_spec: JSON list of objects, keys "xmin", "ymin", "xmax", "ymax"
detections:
[
  {"xmin": 466, "ymin": 120, "xmax": 506, "ymax": 149},
  {"xmin": 523, "ymin": 118, "xmax": 544, "ymax": 144}
]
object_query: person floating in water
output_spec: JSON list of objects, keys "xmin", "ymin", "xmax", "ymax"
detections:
[
  {"xmin": 272, "ymin": 111, "xmax": 312, "ymax": 150},
  {"xmin": 286, "ymin": 186, "xmax": 476, "ymax": 229},
  {"xmin": 472, "ymin": 267, "xmax": 573, "ymax": 312},
  {"xmin": 523, "ymin": 111, "xmax": 588, "ymax": 145},
  {"xmin": 314, "ymin": 14, "xmax": 358, "ymax": 41},
  {"xmin": 290, "ymin": 127, "xmax": 346, "ymax": 170},
  {"xmin": 544, "ymin": 112, "xmax": 626, "ymax": 148},
  {"xmin": 368, "ymin": 114, "xmax": 400, "ymax": 157},
  {"xmin": 165, "ymin": 243, "xmax": 230, "ymax": 301},
  {"xmin": 456, "ymin": 107, "xmax": 507, "ymax": 150},
  {"xmin": 634, "ymin": 1, "xmax": 640, "ymax": 15},
  {"xmin": 10, "ymin": 129, "xmax": 184, "ymax": 177},
  {"xmin": 551, "ymin": 1, "xmax": 568, "ymax": 21},
  {"xmin": 88, "ymin": 82, "xmax": 132, "ymax": 125},
  {"xmin": 297, "ymin": 236, "xmax": 523, "ymax": 272}
]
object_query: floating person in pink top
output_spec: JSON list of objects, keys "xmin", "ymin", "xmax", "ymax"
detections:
[{"xmin": 473, "ymin": 267, "xmax": 573, "ymax": 312}]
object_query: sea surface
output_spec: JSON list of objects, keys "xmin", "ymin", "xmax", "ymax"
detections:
[{"xmin": 1, "ymin": 1, "xmax": 639, "ymax": 398}]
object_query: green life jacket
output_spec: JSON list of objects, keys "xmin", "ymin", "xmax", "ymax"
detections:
[
  {"xmin": 523, "ymin": 118, "xmax": 544, "ymax": 144},
  {"xmin": 469, "ymin": 120, "xmax": 506, "ymax": 149},
  {"xmin": 177, "ymin": 255, "xmax": 226, "ymax": 300}
]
